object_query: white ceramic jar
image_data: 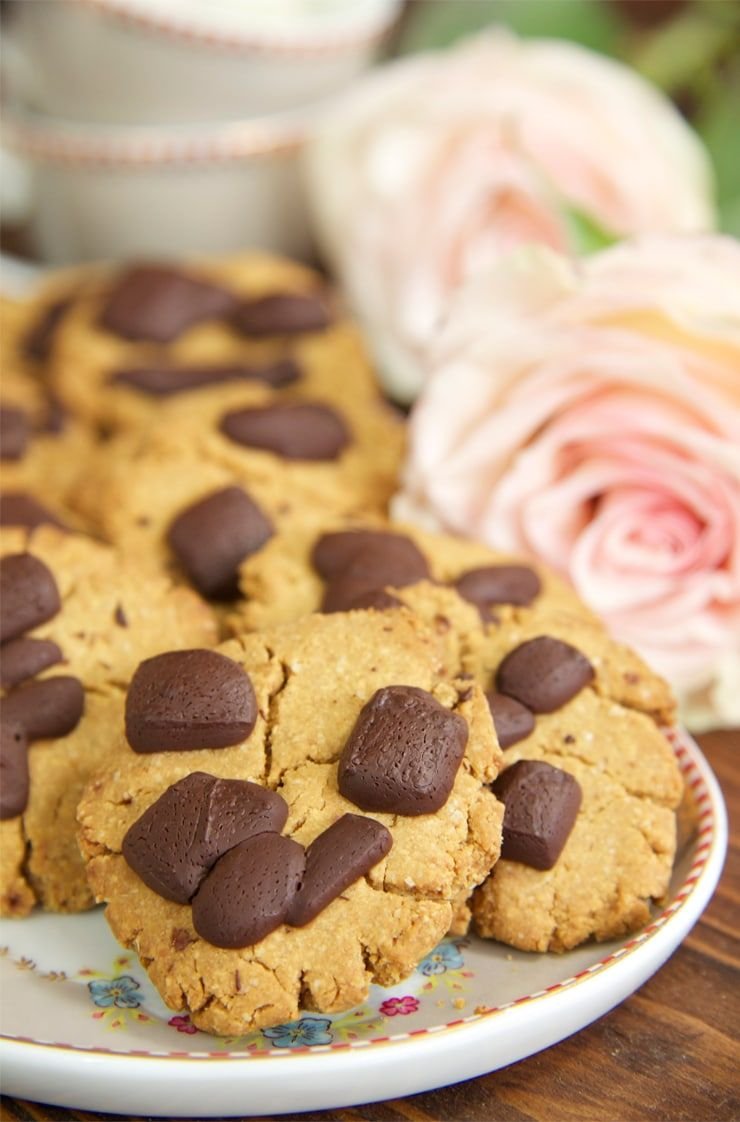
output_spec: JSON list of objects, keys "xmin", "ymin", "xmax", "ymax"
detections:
[
  {"xmin": 5, "ymin": 0, "xmax": 402, "ymax": 124},
  {"xmin": 1, "ymin": 110, "xmax": 315, "ymax": 264}
]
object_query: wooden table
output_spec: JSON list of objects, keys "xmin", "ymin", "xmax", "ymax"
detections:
[{"xmin": 1, "ymin": 729, "xmax": 737, "ymax": 1122}]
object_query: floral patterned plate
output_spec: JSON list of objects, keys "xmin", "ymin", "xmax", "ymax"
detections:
[{"xmin": 0, "ymin": 729, "xmax": 727, "ymax": 1117}]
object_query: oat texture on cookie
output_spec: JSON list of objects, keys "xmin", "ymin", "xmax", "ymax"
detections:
[{"xmin": 78, "ymin": 609, "xmax": 504, "ymax": 1035}]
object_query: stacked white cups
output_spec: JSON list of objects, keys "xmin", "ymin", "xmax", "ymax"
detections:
[{"xmin": 1, "ymin": 0, "xmax": 401, "ymax": 263}]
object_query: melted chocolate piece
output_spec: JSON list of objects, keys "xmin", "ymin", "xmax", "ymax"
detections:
[
  {"xmin": 312, "ymin": 530, "xmax": 428, "ymax": 581},
  {"xmin": 99, "ymin": 265, "xmax": 237, "ymax": 343},
  {"xmin": 192, "ymin": 832, "xmax": 305, "ymax": 949},
  {"xmin": 484, "ymin": 691, "xmax": 535, "ymax": 749},
  {"xmin": 2, "ymin": 676, "xmax": 84, "ymax": 742},
  {"xmin": 0, "ymin": 492, "xmax": 67, "ymax": 531},
  {"xmin": 314, "ymin": 530, "xmax": 430, "ymax": 614},
  {"xmin": 231, "ymin": 292, "xmax": 332, "ymax": 337},
  {"xmin": 220, "ymin": 402, "xmax": 350, "ymax": 462},
  {"xmin": 167, "ymin": 486, "xmax": 273, "ymax": 600},
  {"xmin": 23, "ymin": 296, "xmax": 74, "ymax": 362},
  {"xmin": 0, "ymin": 405, "xmax": 30, "ymax": 461},
  {"xmin": 0, "ymin": 720, "xmax": 28, "ymax": 819},
  {"xmin": 0, "ymin": 553, "xmax": 61, "ymax": 643},
  {"xmin": 338, "ymin": 685, "xmax": 468, "ymax": 816},
  {"xmin": 455, "ymin": 565, "xmax": 541, "ymax": 619},
  {"xmin": 122, "ymin": 772, "xmax": 289, "ymax": 904},
  {"xmin": 496, "ymin": 637, "xmax": 594, "ymax": 713},
  {"xmin": 337, "ymin": 588, "xmax": 403, "ymax": 612},
  {"xmin": 287, "ymin": 813, "xmax": 392, "ymax": 927},
  {"xmin": 40, "ymin": 392, "xmax": 67, "ymax": 435},
  {"xmin": 125, "ymin": 649, "xmax": 257, "ymax": 752},
  {"xmin": 109, "ymin": 357, "xmax": 301, "ymax": 396},
  {"xmin": 492, "ymin": 759, "xmax": 582, "ymax": 869},
  {"xmin": 0, "ymin": 637, "xmax": 64, "ymax": 689}
]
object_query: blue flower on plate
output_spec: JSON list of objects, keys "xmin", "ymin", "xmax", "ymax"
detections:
[
  {"xmin": 418, "ymin": 941, "xmax": 464, "ymax": 976},
  {"xmin": 87, "ymin": 975, "xmax": 142, "ymax": 1009},
  {"xmin": 262, "ymin": 1016, "xmax": 333, "ymax": 1048}
]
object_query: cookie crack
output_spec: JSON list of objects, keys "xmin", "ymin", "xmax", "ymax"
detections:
[
  {"xmin": 260, "ymin": 645, "xmax": 292, "ymax": 788},
  {"xmin": 16, "ymin": 814, "xmax": 37, "ymax": 909}
]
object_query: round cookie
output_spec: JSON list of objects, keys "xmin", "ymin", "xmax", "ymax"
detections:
[
  {"xmin": 229, "ymin": 518, "xmax": 600, "ymax": 636},
  {"xmin": 468, "ymin": 658, "xmax": 683, "ymax": 951},
  {"xmin": 2, "ymin": 296, "xmax": 98, "ymax": 531},
  {"xmin": 71, "ymin": 399, "xmax": 403, "ymax": 600},
  {"xmin": 50, "ymin": 251, "xmax": 397, "ymax": 435},
  {"xmin": 469, "ymin": 611, "xmax": 676, "ymax": 728},
  {"xmin": 78, "ymin": 609, "xmax": 504, "ymax": 1036},
  {"xmin": 466, "ymin": 623, "xmax": 686, "ymax": 955},
  {"xmin": 0, "ymin": 526, "xmax": 217, "ymax": 916}
]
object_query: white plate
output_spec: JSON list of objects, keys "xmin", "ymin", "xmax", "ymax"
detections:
[{"xmin": 0, "ymin": 729, "xmax": 727, "ymax": 1118}]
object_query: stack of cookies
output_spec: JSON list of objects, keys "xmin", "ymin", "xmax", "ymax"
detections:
[{"xmin": 0, "ymin": 251, "xmax": 684, "ymax": 1036}]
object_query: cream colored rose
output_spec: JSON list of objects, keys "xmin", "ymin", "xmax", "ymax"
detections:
[
  {"xmin": 306, "ymin": 30, "xmax": 716, "ymax": 402},
  {"xmin": 395, "ymin": 235, "xmax": 740, "ymax": 731}
]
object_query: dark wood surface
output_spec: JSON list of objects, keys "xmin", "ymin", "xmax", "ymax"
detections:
[{"xmin": 2, "ymin": 729, "xmax": 737, "ymax": 1122}]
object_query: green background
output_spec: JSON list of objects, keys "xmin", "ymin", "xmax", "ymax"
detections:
[{"xmin": 391, "ymin": 0, "xmax": 740, "ymax": 235}]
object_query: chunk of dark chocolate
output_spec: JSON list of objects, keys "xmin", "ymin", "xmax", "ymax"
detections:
[
  {"xmin": 0, "ymin": 720, "xmax": 28, "ymax": 819},
  {"xmin": 287, "ymin": 813, "xmax": 392, "ymax": 927},
  {"xmin": 314, "ymin": 530, "xmax": 430, "ymax": 613},
  {"xmin": 338, "ymin": 685, "xmax": 468, "ymax": 815},
  {"xmin": 23, "ymin": 295, "xmax": 75, "ymax": 362},
  {"xmin": 109, "ymin": 357, "xmax": 300, "ymax": 396},
  {"xmin": 496, "ymin": 636, "xmax": 594, "ymax": 713},
  {"xmin": 0, "ymin": 405, "xmax": 30, "ymax": 462},
  {"xmin": 0, "ymin": 492, "xmax": 68, "ymax": 531},
  {"xmin": 0, "ymin": 553, "xmax": 61, "ymax": 643},
  {"xmin": 455, "ymin": 565, "xmax": 541, "ymax": 619},
  {"xmin": 122, "ymin": 772, "xmax": 289, "ymax": 904},
  {"xmin": 2, "ymin": 676, "xmax": 84, "ymax": 742},
  {"xmin": 231, "ymin": 292, "xmax": 332, "ymax": 337},
  {"xmin": 220, "ymin": 402, "xmax": 350, "ymax": 461},
  {"xmin": 0, "ymin": 637, "xmax": 64, "ymax": 689},
  {"xmin": 99, "ymin": 265, "xmax": 237, "ymax": 343},
  {"xmin": 167, "ymin": 486, "xmax": 273, "ymax": 600},
  {"xmin": 484, "ymin": 691, "xmax": 535, "ymax": 749},
  {"xmin": 192, "ymin": 832, "xmax": 305, "ymax": 949},
  {"xmin": 492, "ymin": 759, "xmax": 582, "ymax": 869},
  {"xmin": 125, "ymin": 649, "xmax": 257, "ymax": 752}
]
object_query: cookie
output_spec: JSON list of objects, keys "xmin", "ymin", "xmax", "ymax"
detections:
[
  {"xmin": 78, "ymin": 609, "xmax": 504, "ymax": 1035},
  {"xmin": 1, "ymin": 298, "xmax": 97, "ymax": 531},
  {"xmin": 458, "ymin": 623, "xmax": 682, "ymax": 950},
  {"xmin": 228, "ymin": 517, "xmax": 598, "ymax": 635},
  {"xmin": 469, "ymin": 612, "xmax": 676, "ymax": 727},
  {"xmin": 71, "ymin": 398, "xmax": 404, "ymax": 600},
  {"xmin": 50, "ymin": 251, "xmax": 396, "ymax": 435},
  {"xmin": 0, "ymin": 526, "xmax": 217, "ymax": 915}
]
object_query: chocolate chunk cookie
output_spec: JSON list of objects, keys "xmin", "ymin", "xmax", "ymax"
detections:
[
  {"xmin": 0, "ymin": 526, "xmax": 217, "ymax": 915},
  {"xmin": 78, "ymin": 609, "xmax": 504, "ymax": 1035}
]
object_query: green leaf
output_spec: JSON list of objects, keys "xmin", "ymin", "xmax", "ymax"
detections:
[
  {"xmin": 562, "ymin": 206, "xmax": 620, "ymax": 255},
  {"xmin": 396, "ymin": 0, "xmax": 621, "ymax": 56}
]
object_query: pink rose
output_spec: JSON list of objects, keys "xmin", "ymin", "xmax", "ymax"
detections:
[
  {"xmin": 395, "ymin": 235, "xmax": 740, "ymax": 730},
  {"xmin": 307, "ymin": 30, "xmax": 715, "ymax": 402}
]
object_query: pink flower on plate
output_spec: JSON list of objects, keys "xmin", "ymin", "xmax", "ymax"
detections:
[
  {"xmin": 379, "ymin": 995, "xmax": 420, "ymax": 1017},
  {"xmin": 307, "ymin": 30, "xmax": 715, "ymax": 402},
  {"xmin": 168, "ymin": 1014, "xmax": 199, "ymax": 1035},
  {"xmin": 395, "ymin": 235, "xmax": 740, "ymax": 730}
]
